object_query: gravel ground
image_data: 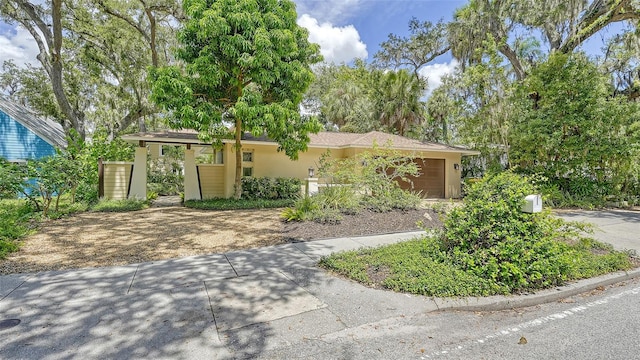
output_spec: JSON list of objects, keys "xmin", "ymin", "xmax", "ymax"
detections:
[
  {"xmin": 282, "ymin": 208, "xmax": 442, "ymax": 241},
  {"xmin": 0, "ymin": 206, "xmax": 441, "ymax": 275}
]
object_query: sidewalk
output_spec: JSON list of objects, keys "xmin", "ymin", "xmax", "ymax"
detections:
[{"xmin": 1, "ymin": 211, "xmax": 638, "ymax": 359}]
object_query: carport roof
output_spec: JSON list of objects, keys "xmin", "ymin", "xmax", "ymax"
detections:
[{"xmin": 121, "ymin": 130, "xmax": 480, "ymax": 155}]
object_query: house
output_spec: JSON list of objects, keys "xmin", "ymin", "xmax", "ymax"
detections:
[
  {"xmin": 0, "ymin": 98, "xmax": 67, "ymax": 162},
  {"xmin": 118, "ymin": 130, "xmax": 479, "ymax": 200}
]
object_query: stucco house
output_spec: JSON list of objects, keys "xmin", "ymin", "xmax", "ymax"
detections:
[
  {"xmin": 0, "ymin": 98, "xmax": 67, "ymax": 162},
  {"xmin": 117, "ymin": 130, "xmax": 478, "ymax": 201}
]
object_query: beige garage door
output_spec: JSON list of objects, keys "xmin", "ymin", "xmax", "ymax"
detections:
[{"xmin": 396, "ymin": 158, "xmax": 445, "ymax": 198}]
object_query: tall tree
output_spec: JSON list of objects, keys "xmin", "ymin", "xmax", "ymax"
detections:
[
  {"xmin": 427, "ymin": 41, "xmax": 515, "ymax": 173},
  {"xmin": 509, "ymin": 52, "xmax": 640, "ymax": 193},
  {"xmin": 374, "ymin": 69, "xmax": 427, "ymax": 137},
  {"xmin": 601, "ymin": 29, "xmax": 640, "ymax": 100},
  {"xmin": 374, "ymin": 18, "xmax": 450, "ymax": 81},
  {"xmin": 1, "ymin": 0, "xmax": 86, "ymax": 138},
  {"xmin": 150, "ymin": 0, "xmax": 322, "ymax": 199},
  {"xmin": 0, "ymin": 0, "xmax": 180, "ymax": 139},
  {"xmin": 306, "ymin": 61, "xmax": 378, "ymax": 132},
  {"xmin": 449, "ymin": 0, "xmax": 640, "ymax": 80}
]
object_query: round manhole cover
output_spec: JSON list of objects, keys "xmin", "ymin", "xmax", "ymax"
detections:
[{"xmin": 0, "ymin": 319, "xmax": 21, "ymax": 330}]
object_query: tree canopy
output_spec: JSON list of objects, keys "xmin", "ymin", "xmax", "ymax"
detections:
[
  {"xmin": 150, "ymin": 0, "xmax": 322, "ymax": 199},
  {"xmin": 0, "ymin": 0, "xmax": 181, "ymax": 140}
]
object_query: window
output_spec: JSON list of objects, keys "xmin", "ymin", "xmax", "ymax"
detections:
[
  {"xmin": 213, "ymin": 149, "xmax": 224, "ymax": 164},
  {"xmin": 242, "ymin": 150, "xmax": 254, "ymax": 176},
  {"xmin": 242, "ymin": 151, "xmax": 253, "ymax": 162}
]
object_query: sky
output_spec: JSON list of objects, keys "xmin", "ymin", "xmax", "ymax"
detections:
[{"xmin": 294, "ymin": 0, "xmax": 467, "ymax": 89}]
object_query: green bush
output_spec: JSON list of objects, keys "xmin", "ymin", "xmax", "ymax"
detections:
[
  {"xmin": 0, "ymin": 158, "xmax": 24, "ymax": 200},
  {"xmin": 281, "ymin": 196, "xmax": 318, "ymax": 221},
  {"xmin": 185, "ymin": 197, "xmax": 294, "ymax": 210},
  {"xmin": 0, "ymin": 199, "xmax": 38, "ymax": 259},
  {"xmin": 282, "ymin": 146, "xmax": 423, "ymax": 223},
  {"xmin": 241, "ymin": 177, "xmax": 302, "ymax": 200},
  {"xmin": 91, "ymin": 198, "xmax": 149, "ymax": 212},
  {"xmin": 441, "ymin": 172, "xmax": 623, "ymax": 292}
]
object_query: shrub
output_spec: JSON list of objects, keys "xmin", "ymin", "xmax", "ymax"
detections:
[
  {"xmin": 91, "ymin": 198, "xmax": 149, "ymax": 212},
  {"xmin": 0, "ymin": 158, "xmax": 25, "ymax": 200},
  {"xmin": 242, "ymin": 177, "xmax": 302, "ymax": 200},
  {"xmin": 281, "ymin": 196, "xmax": 317, "ymax": 222},
  {"xmin": 186, "ymin": 197, "xmax": 294, "ymax": 210},
  {"xmin": 442, "ymin": 172, "xmax": 595, "ymax": 291},
  {"xmin": 0, "ymin": 199, "xmax": 38, "ymax": 259}
]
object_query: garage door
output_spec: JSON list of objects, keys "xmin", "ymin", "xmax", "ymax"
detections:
[{"xmin": 396, "ymin": 158, "xmax": 445, "ymax": 198}]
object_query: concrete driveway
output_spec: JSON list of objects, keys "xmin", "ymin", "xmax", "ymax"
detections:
[{"xmin": 556, "ymin": 209, "xmax": 640, "ymax": 253}]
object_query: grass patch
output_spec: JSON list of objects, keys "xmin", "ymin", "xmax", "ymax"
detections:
[
  {"xmin": 91, "ymin": 198, "xmax": 149, "ymax": 212},
  {"xmin": 0, "ymin": 199, "xmax": 38, "ymax": 259},
  {"xmin": 319, "ymin": 235, "xmax": 634, "ymax": 298},
  {"xmin": 185, "ymin": 198, "xmax": 294, "ymax": 210}
]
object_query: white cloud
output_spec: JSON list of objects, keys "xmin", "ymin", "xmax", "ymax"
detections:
[
  {"xmin": 295, "ymin": 0, "xmax": 363, "ymax": 24},
  {"xmin": 297, "ymin": 14, "xmax": 368, "ymax": 64},
  {"xmin": 418, "ymin": 59, "xmax": 459, "ymax": 95},
  {"xmin": 0, "ymin": 25, "xmax": 40, "ymax": 68}
]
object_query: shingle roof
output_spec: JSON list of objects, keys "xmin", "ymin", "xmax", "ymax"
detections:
[
  {"xmin": 121, "ymin": 130, "xmax": 479, "ymax": 155},
  {"xmin": 307, "ymin": 131, "xmax": 476, "ymax": 153},
  {"xmin": 0, "ymin": 98, "xmax": 67, "ymax": 149}
]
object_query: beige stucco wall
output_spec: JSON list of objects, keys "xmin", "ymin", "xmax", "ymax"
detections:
[
  {"xmin": 344, "ymin": 148, "xmax": 463, "ymax": 198},
  {"xmin": 219, "ymin": 144, "xmax": 347, "ymax": 197},
  {"xmin": 213, "ymin": 142, "xmax": 464, "ymax": 199}
]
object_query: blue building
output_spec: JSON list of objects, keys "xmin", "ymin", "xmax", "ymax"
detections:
[{"xmin": 0, "ymin": 98, "xmax": 67, "ymax": 162}]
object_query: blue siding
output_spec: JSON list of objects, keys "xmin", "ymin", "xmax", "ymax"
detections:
[{"xmin": 0, "ymin": 110, "xmax": 57, "ymax": 161}]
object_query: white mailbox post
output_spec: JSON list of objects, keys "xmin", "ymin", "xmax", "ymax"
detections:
[{"xmin": 522, "ymin": 194, "xmax": 542, "ymax": 213}]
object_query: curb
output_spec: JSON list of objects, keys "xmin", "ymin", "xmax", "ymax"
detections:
[{"xmin": 431, "ymin": 267, "xmax": 640, "ymax": 312}]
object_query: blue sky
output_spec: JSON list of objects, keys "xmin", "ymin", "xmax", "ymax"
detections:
[
  {"xmin": 295, "ymin": 0, "xmax": 465, "ymax": 62},
  {"xmin": 293, "ymin": 0, "xmax": 467, "ymax": 89}
]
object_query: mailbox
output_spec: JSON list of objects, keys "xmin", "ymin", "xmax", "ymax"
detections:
[{"xmin": 522, "ymin": 194, "xmax": 542, "ymax": 213}]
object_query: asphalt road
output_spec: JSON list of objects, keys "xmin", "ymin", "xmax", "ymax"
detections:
[{"xmin": 260, "ymin": 277, "xmax": 640, "ymax": 359}]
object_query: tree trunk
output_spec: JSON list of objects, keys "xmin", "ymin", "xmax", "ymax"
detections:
[{"xmin": 233, "ymin": 117, "xmax": 243, "ymax": 200}]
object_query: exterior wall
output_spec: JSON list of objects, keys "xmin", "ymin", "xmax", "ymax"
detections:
[
  {"xmin": 103, "ymin": 162, "xmax": 133, "ymax": 200},
  {"xmin": 342, "ymin": 148, "xmax": 463, "ymax": 199},
  {"xmin": 198, "ymin": 164, "xmax": 225, "ymax": 198},
  {"xmin": 221, "ymin": 143, "xmax": 347, "ymax": 197},
  {"xmin": 214, "ymin": 141, "xmax": 463, "ymax": 199},
  {"xmin": 0, "ymin": 110, "xmax": 56, "ymax": 161},
  {"xmin": 417, "ymin": 151, "xmax": 462, "ymax": 199}
]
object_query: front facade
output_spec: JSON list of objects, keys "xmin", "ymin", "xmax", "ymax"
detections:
[
  {"xmin": 0, "ymin": 98, "xmax": 67, "ymax": 162},
  {"xmin": 120, "ymin": 130, "xmax": 479, "ymax": 200}
]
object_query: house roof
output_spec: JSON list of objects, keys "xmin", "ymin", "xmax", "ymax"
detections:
[
  {"xmin": 0, "ymin": 98, "xmax": 67, "ymax": 149},
  {"xmin": 307, "ymin": 131, "xmax": 478, "ymax": 154},
  {"xmin": 121, "ymin": 130, "xmax": 480, "ymax": 155}
]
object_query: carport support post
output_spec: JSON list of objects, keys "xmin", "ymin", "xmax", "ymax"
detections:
[
  {"xmin": 129, "ymin": 141, "xmax": 147, "ymax": 199},
  {"xmin": 183, "ymin": 145, "xmax": 201, "ymax": 201}
]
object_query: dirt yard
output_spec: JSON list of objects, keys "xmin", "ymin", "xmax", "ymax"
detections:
[{"xmin": 0, "ymin": 206, "xmax": 442, "ymax": 275}]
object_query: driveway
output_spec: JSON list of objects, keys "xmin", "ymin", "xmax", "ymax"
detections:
[{"xmin": 556, "ymin": 209, "xmax": 640, "ymax": 253}]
